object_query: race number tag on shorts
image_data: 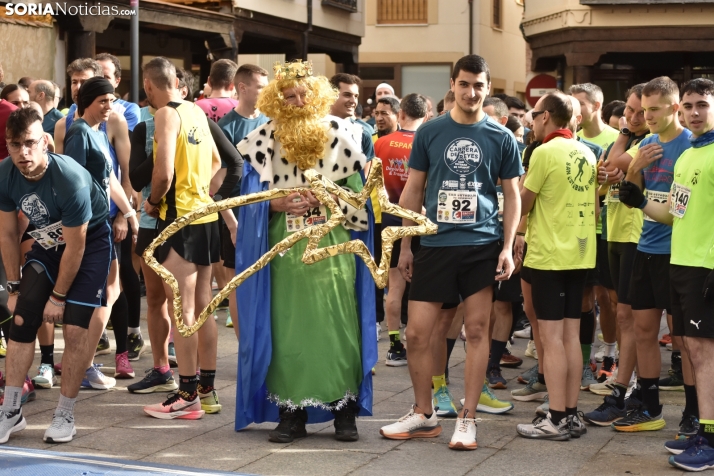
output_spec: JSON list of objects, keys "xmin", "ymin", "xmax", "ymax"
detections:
[
  {"xmin": 644, "ymin": 190, "xmax": 669, "ymax": 222},
  {"xmin": 28, "ymin": 221, "xmax": 65, "ymax": 249},
  {"xmin": 669, "ymin": 183, "xmax": 691, "ymax": 218},
  {"xmin": 497, "ymin": 192, "xmax": 504, "ymax": 222},
  {"xmin": 437, "ymin": 190, "xmax": 477, "ymax": 224},
  {"xmin": 286, "ymin": 205, "xmax": 327, "ymax": 232},
  {"xmin": 608, "ymin": 184, "xmax": 620, "ymax": 202}
]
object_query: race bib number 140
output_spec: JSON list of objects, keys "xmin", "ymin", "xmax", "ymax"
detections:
[
  {"xmin": 437, "ymin": 190, "xmax": 477, "ymax": 224},
  {"xmin": 669, "ymin": 183, "xmax": 691, "ymax": 219}
]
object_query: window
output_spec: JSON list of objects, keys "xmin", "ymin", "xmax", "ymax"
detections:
[
  {"xmin": 492, "ymin": 0, "xmax": 502, "ymax": 29},
  {"xmin": 377, "ymin": 0, "xmax": 428, "ymax": 25}
]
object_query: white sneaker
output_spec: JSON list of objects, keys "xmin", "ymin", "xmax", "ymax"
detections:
[
  {"xmin": 513, "ymin": 325, "xmax": 531, "ymax": 339},
  {"xmin": 81, "ymin": 364, "xmax": 116, "ymax": 390},
  {"xmin": 43, "ymin": 410, "xmax": 76, "ymax": 443},
  {"xmin": 525, "ymin": 340, "xmax": 538, "ymax": 360},
  {"xmin": 33, "ymin": 363, "xmax": 57, "ymax": 389},
  {"xmin": 516, "ymin": 413, "xmax": 570, "ymax": 441},
  {"xmin": 0, "ymin": 408, "xmax": 26, "ymax": 444},
  {"xmin": 380, "ymin": 405, "xmax": 442, "ymax": 440},
  {"xmin": 376, "ymin": 323, "xmax": 381, "ymax": 342},
  {"xmin": 449, "ymin": 410, "xmax": 478, "ymax": 450}
]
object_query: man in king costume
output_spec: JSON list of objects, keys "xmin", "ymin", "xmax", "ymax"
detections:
[{"xmin": 234, "ymin": 60, "xmax": 377, "ymax": 443}]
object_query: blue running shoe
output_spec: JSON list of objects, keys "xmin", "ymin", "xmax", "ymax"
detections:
[
  {"xmin": 81, "ymin": 364, "xmax": 116, "ymax": 390},
  {"xmin": 669, "ymin": 436, "xmax": 714, "ymax": 471},
  {"xmin": 433, "ymin": 386, "xmax": 458, "ymax": 418},
  {"xmin": 666, "ymin": 436, "xmax": 699, "ymax": 455},
  {"xmin": 582, "ymin": 396, "xmax": 627, "ymax": 426}
]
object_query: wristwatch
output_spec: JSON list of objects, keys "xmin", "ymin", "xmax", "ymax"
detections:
[
  {"xmin": 7, "ymin": 281, "xmax": 20, "ymax": 295},
  {"xmin": 620, "ymin": 127, "xmax": 631, "ymax": 136}
]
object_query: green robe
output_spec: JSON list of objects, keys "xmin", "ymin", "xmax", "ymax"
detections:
[{"xmin": 265, "ymin": 173, "xmax": 364, "ymax": 408}]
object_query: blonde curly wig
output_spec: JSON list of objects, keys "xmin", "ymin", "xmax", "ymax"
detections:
[{"xmin": 256, "ymin": 75, "xmax": 339, "ymax": 170}]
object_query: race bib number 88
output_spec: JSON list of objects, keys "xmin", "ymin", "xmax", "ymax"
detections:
[{"xmin": 437, "ymin": 190, "xmax": 477, "ymax": 224}]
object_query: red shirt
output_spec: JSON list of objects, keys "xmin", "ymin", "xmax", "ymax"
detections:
[
  {"xmin": 0, "ymin": 99, "xmax": 19, "ymax": 160},
  {"xmin": 374, "ymin": 130, "xmax": 415, "ymax": 205}
]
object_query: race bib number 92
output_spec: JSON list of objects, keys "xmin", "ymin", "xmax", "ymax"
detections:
[{"xmin": 437, "ymin": 190, "xmax": 477, "ymax": 224}]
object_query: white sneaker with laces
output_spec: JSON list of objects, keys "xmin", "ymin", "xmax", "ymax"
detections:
[
  {"xmin": 449, "ymin": 410, "xmax": 479, "ymax": 450},
  {"xmin": 380, "ymin": 405, "xmax": 442, "ymax": 440},
  {"xmin": 513, "ymin": 325, "xmax": 531, "ymax": 339},
  {"xmin": 525, "ymin": 340, "xmax": 538, "ymax": 360},
  {"xmin": 33, "ymin": 363, "xmax": 57, "ymax": 389},
  {"xmin": 0, "ymin": 408, "xmax": 26, "ymax": 444},
  {"xmin": 516, "ymin": 413, "xmax": 570, "ymax": 440},
  {"xmin": 43, "ymin": 410, "xmax": 76, "ymax": 443}
]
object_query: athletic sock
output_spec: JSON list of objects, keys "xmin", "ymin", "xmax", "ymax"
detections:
[
  {"xmin": 612, "ymin": 383, "xmax": 628, "ymax": 409},
  {"xmin": 388, "ymin": 331, "xmax": 403, "ymax": 350},
  {"xmin": 432, "ymin": 374, "xmax": 447, "ymax": 391},
  {"xmin": 639, "ymin": 377, "xmax": 660, "ymax": 414},
  {"xmin": 198, "ymin": 369, "xmax": 216, "ymax": 393},
  {"xmin": 581, "ymin": 344, "xmax": 592, "ymax": 367},
  {"xmin": 537, "ymin": 373, "xmax": 546, "ymax": 386},
  {"xmin": 684, "ymin": 384, "xmax": 699, "ymax": 418},
  {"xmin": 156, "ymin": 364, "xmax": 171, "ymax": 375},
  {"xmin": 700, "ymin": 419, "xmax": 714, "ymax": 447},
  {"xmin": 488, "ymin": 339, "xmax": 507, "ymax": 370},
  {"xmin": 57, "ymin": 394, "xmax": 76, "ymax": 415},
  {"xmin": 1, "ymin": 387, "xmax": 22, "ymax": 411},
  {"xmin": 550, "ymin": 409, "xmax": 567, "ymax": 425},
  {"xmin": 579, "ymin": 309, "xmax": 595, "ymax": 366},
  {"xmin": 566, "ymin": 407, "xmax": 577, "ymax": 416},
  {"xmin": 604, "ymin": 342, "xmax": 616, "ymax": 358},
  {"xmin": 178, "ymin": 374, "xmax": 198, "ymax": 401},
  {"xmin": 128, "ymin": 327, "xmax": 141, "ymax": 335},
  {"xmin": 40, "ymin": 344, "xmax": 54, "ymax": 366}
]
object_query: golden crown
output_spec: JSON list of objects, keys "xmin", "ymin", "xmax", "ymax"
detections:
[{"xmin": 273, "ymin": 60, "xmax": 314, "ymax": 81}]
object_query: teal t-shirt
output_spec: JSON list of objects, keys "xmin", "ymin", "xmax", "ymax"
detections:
[
  {"xmin": 218, "ymin": 110, "xmax": 269, "ymax": 201},
  {"xmin": 64, "ymin": 118, "xmax": 113, "ymax": 208},
  {"xmin": 409, "ymin": 112, "xmax": 523, "ymax": 247}
]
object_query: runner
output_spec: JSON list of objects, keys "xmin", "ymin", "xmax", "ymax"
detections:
[
  {"xmin": 380, "ymin": 55, "xmax": 522, "ymax": 451},
  {"xmin": 617, "ymin": 78, "xmax": 714, "ymax": 471},
  {"xmin": 515, "ymin": 92, "xmax": 597, "ymax": 441},
  {"xmin": 0, "ymin": 107, "xmax": 112, "ymax": 444}
]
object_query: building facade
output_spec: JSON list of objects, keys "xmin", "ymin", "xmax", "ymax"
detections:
[
  {"xmin": 358, "ymin": 0, "xmax": 528, "ymax": 103},
  {"xmin": 522, "ymin": 0, "xmax": 714, "ymax": 103}
]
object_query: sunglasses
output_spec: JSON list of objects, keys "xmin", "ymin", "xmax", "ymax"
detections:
[{"xmin": 531, "ymin": 110, "xmax": 549, "ymax": 119}]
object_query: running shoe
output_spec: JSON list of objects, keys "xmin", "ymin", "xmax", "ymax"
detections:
[
  {"xmin": 678, "ymin": 413, "xmax": 700, "ymax": 439},
  {"xmin": 11, "ymin": 377, "xmax": 37, "ymax": 405},
  {"xmin": 144, "ymin": 393, "xmax": 205, "ymax": 420},
  {"xmin": 536, "ymin": 395, "xmax": 549, "ymax": 417},
  {"xmin": 476, "ymin": 383, "xmax": 514, "ymax": 414},
  {"xmin": 517, "ymin": 413, "xmax": 570, "ymax": 441},
  {"xmin": 500, "ymin": 349, "xmax": 522, "ymax": 368},
  {"xmin": 433, "ymin": 386, "xmax": 458, "ymax": 417},
  {"xmin": 32, "ymin": 363, "xmax": 57, "ymax": 389},
  {"xmin": 449, "ymin": 409, "xmax": 478, "ymax": 450},
  {"xmin": 660, "ymin": 333, "xmax": 672, "ymax": 346},
  {"xmin": 168, "ymin": 342, "xmax": 178, "ymax": 368},
  {"xmin": 580, "ymin": 366, "xmax": 598, "ymax": 390},
  {"xmin": 127, "ymin": 333, "xmax": 145, "ymax": 361},
  {"xmin": 666, "ymin": 435, "xmax": 699, "ymax": 455},
  {"xmin": 43, "ymin": 410, "xmax": 76, "ymax": 443},
  {"xmin": 511, "ymin": 377, "xmax": 547, "ymax": 402},
  {"xmin": 518, "ymin": 363, "xmax": 539, "ymax": 384},
  {"xmin": 597, "ymin": 356, "xmax": 617, "ymax": 383},
  {"xmin": 525, "ymin": 340, "xmax": 538, "ymax": 360},
  {"xmin": 659, "ymin": 368, "xmax": 685, "ymax": 391},
  {"xmin": 198, "ymin": 388, "xmax": 222, "ymax": 414},
  {"xmin": 114, "ymin": 351, "xmax": 135, "ymax": 379},
  {"xmin": 593, "ymin": 344, "xmax": 605, "ymax": 363},
  {"xmin": 568, "ymin": 412, "xmax": 588, "ymax": 438},
  {"xmin": 582, "ymin": 396, "xmax": 627, "ymax": 426},
  {"xmin": 81, "ymin": 364, "xmax": 116, "ymax": 390},
  {"xmin": 669, "ymin": 437, "xmax": 714, "ymax": 471},
  {"xmin": 385, "ymin": 347, "xmax": 408, "ymax": 367},
  {"xmin": 53, "ymin": 362, "xmax": 62, "ymax": 375},
  {"xmin": 216, "ymin": 298, "xmax": 229, "ymax": 310},
  {"xmin": 380, "ymin": 405, "xmax": 442, "ymax": 440},
  {"xmin": 589, "ymin": 372, "xmax": 625, "ymax": 396},
  {"xmin": 0, "ymin": 338, "xmax": 6, "ymax": 358},
  {"xmin": 0, "ymin": 408, "xmax": 26, "ymax": 444},
  {"xmin": 612, "ymin": 406, "xmax": 665, "ymax": 432},
  {"xmin": 226, "ymin": 313, "xmax": 233, "ymax": 328},
  {"xmin": 95, "ymin": 330, "xmax": 110, "ymax": 356},
  {"xmin": 513, "ymin": 325, "xmax": 531, "ymax": 339},
  {"xmin": 127, "ymin": 368, "xmax": 178, "ymax": 394},
  {"xmin": 377, "ymin": 324, "xmax": 382, "ymax": 342},
  {"xmin": 487, "ymin": 366, "xmax": 507, "ymax": 389}
]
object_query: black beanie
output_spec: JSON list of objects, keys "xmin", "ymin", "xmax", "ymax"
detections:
[{"xmin": 77, "ymin": 77, "xmax": 115, "ymax": 116}]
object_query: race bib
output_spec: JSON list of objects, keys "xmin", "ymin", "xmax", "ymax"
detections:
[
  {"xmin": 608, "ymin": 184, "xmax": 620, "ymax": 203},
  {"xmin": 437, "ymin": 190, "xmax": 477, "ymax": 224},
  {"xmin": 286, "ymin": 205, "xmax": 327, "ymax": 232},
  {"xmin": 28, "ymin": 221, "xmax": 65, "ymax": 250},
  {"xmin": 497, "ymin": 192, "xmax": 504, "ymax": 222},
  {"xmin": 669, "ymin": 183, "xmax": 691, "ymax": 219},
  {"xmin": 644, "ymin": 190, "xmax": 669, "ymax": 222}
]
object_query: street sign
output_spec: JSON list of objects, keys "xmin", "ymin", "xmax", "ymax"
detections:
[{"xmin": 525, "ymin": 74, "xmax": 557, "ymax": 108}]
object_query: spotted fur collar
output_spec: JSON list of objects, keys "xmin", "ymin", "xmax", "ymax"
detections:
[{"xmin": 237, "ymin": 115, "xmax": 366, "ymax": 189}]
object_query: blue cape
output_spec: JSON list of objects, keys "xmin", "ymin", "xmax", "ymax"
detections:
[{"xmin": 234, "ymin": 161, "xmax": 377, "ymax": 430}]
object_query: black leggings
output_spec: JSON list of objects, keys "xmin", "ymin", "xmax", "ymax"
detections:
[
  {"xmin": 107, "ymin": 222, "xmax": 142, "ymax": 354},
  {"xmin": 0, "ymin": 252, "xmax": 12, "ymax": 345}
]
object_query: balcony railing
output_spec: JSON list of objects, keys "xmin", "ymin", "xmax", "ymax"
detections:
[{"xmin": 377, "ymin": 0, "xmax": 428, "ymax": 25}]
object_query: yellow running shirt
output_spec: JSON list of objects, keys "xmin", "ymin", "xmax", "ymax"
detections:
[
  {"xmin": 155, "ymin": 101, "xmax": 217, "ymax": 225},
  {"xmin": 524, "ymin": 137, "xmax": 597, "ymax": 270},
  {"xmin": 577, "ymin": 126, "xmax": 619, "ymax": 152},
  {"xmin": 606, "ymin": 139, "xmax": 645, "ymax": 244}
]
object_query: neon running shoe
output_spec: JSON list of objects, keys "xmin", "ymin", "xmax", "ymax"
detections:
[
  {"xmin": 144, "ymin": 393, "xmax": 205, "ymax": 420},
  {"xmin": 198, "ymin": 388, "xmax": 222, "ymax": 414},
  {"xmin": 433, "ymin": 386, "xmax": 458, "ymax": 417},
  {"xmin": 474, "ymin": 383, "xmax": 513, "ymax": 414},
  {"xmin": 612, "ymin": 406, "xmax": 666, "ymax": 432}
]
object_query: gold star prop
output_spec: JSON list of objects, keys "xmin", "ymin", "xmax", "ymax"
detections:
[{"xmin": 143, "ymin": 158, "xmax": 437, "ymax": 337}]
